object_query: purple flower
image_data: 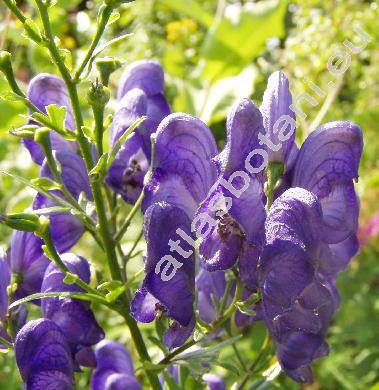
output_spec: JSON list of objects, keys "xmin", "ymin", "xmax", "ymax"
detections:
[
  {"xmin": 259, "ymin": 188, "xmax": 340, "ymax": 383},
  {"xmin": 0, "ymin": 248, "xmax": 10, "ymax": 322},
  {"xmin": 0, "ymin": 248, "xmax": 10, "ymax": 349},
  {"xmin": 33, "ymin": 149, "xmax": 92, "ymax": 253},
  {"xmin": 196, "ymin": 268, "xmax": 227, "ymax": 324},
  {"xmin": 91, "ymin": 340, "xmax": 141, "ymax": 390},
  {"xmin": 131, "ymin": 202, "xmax": 196, "ymax": 349},
  {"xmin": 25, "ymin": 73, "xmax": 78, "ymax": 165},
  {"xmin": 105, "ymin": 60, "xmax": 170, "ymax": 203},
  {"xmin": 15, "ymin": 318, "xmax": 75, "ymax": 390},
  {"xmin": 10, "ymin": 230, "xmax": 49, "ymax": 298},
  {"xmin": 291, "ymin": 121, "xmax": 362, "ymax": 276},
  {"xmin": 202, "ymin": 373, "xmax": 226, "ymax": 390},
  {"xmin": 196, "ymin": 99, "xmax": 266, "ymax": 280},
  {"xmin": 260, "ymin": 71, "xmax": 297, "ymax": 168},
  {"xmin": 41, "ymin": 253, "xmax": 104, "ymax": 363}
]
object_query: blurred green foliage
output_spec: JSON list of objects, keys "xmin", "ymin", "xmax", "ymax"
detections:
[{"xmin": 0, "ymin": 0, "xmax": 378, "ymax": 389}]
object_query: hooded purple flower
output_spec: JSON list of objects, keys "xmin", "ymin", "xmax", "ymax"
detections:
[
  {"xmin": 131, "ymin": 112, "xmax": 218, "ymax": 348},
  {"xmin": 33, "ymin": 149, "xmax": 92, "ymax": 253},
  {"xmin": 292, "ymin": 121, "xmax": 363, "ymax": 250},
  {"xmin": 260, "ymin": 71, "xmax": 297, "ymax": 168},
  {"xmin": 197, "ymin": 99, "xmax": 266, "ymax": 276},
  {"xmin": 41, "ymin": 253, "xmax": 104, "ymax": 363},
  {"xmin": 10, "ymin": 230, "xmax": 50, "ymax": 298},
  {"xmin": 105, "ymin": 60, "xmax": 170, "ymax": 203},
  {"xmin": 15, "ymin": 318, "xmax": 75, "ymax": 390},
  {"xmin": 91, "ymin": 340, "xmax": 141, "ymax": 390},
  {"xmin": 259, "ymin": 188, "xmax": 340, "ymax": 383},
  {"xmin": 25, "ymin": 73, "xmax": 78, "ymax": 165}
]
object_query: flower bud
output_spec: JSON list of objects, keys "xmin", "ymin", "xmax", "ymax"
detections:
[
  {"xmin": 9, "ymin": 125, "xmax": 39, "ymax": 140},
  {"xmin": 0, "ymin": 51, "xmax": 24, "ymax": 97},
  {"xmin": 95, "ymin": 57, "xmax": 122, "ymax": 86},
  {"xmin": 0, "ymin": 213, "xmax": 41, "ymax": 232},
  {"xmin": 87, "ymin": 81, "xmax": 110, "ymax": 109}
]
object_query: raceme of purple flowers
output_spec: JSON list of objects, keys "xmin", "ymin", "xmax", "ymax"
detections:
[{"xmin": 0, "ymin": 59, "xmax": 363, "ymax": 388}]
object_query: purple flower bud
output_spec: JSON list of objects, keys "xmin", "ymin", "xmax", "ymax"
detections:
[{"xmin": 15, "ymin": 318, "xmax": 75, "ymax": 389}]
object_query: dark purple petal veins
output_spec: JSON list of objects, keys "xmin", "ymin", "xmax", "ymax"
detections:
[
  {"xmin": 110, "ymin": 88, "xmax": 148, "ymax": 146},
  {"xmin": 15, "ymin": 318, "xmax": 74, "ymax": 389},
  {"xmin": 143, "ymin": 113, "xmax": 218, "ymax": 218},
  {"xmin": 292, "ymin": 121, "xmax": 363, "ymax": 243}
]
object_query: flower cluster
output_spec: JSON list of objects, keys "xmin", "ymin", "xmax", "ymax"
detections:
[
  {"xmin": 0, "ymin": 57, "xmax": 362, "ymax": 389},
  {"xmin": 128, "ymin": 67, "xmax": 362, "ymax": 382}
]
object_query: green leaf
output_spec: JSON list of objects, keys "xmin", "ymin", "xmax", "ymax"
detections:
[
  {"xmin": 8, "ymin": 291, "xmax": 102, "ymax": 310},
  {"xmin": 23, "ymin": 18, "xmax": 43, "ymax": 44},
  {"xmin": 45, "ymin": 104, "xmax": 67, "ymax": 131},
  {"xmin": 97, "ymin": 280, "xmax": 123, "ymax": 292},
  {"xmin": 31, "ymin": 177, "xmax": 61, "ymax": 191},
  {"xmin": 89, "ymin": 153, "xmax": 108, "ymax": 181},
  {"xmin": 217, "ymin": 361, "xmax": 241, "ymax": 376},
  {"xmin": 63, "ymin": 272, "xmax": 79, "ymax": 285},
  {"xmin": 141, "ymin": 361, "xmax": 167, "ymax": 372},
  {"xmin": 199, "ymin": 66, "xmax": 257, "ymax": 123},
  {"xmin": 107, "ymin": 10, "xmax": 120, "ymax": 26},
  {"xmin": 159, "ymin": 0, "xmax": 213, "ymax": 28},
  {"xmin": 172, "ymin": 336, "xmax": 242, "ymax": 364},
  {"xmin": 105, "ymin": 285, "xmax": 126, "ymax": 302},
  {"xmin": 200, "ymin": 0, "xmax": 287, "ymax": 82}
]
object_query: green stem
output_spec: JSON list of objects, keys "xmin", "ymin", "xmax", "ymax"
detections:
[
  {"xmin": 122, "ymin": 228, "xmax": 143, "ymax": 279},
  {"xmin": 93, "ymin": 104, "xmax": 104, "ymax": 157},
  {"xmin": 115, "ymin": 192, "xmax": 143, "ymax": 242},
  {"xmin": 2, "ymin": 0, "xmax": 26, "ymax": 23},
  {"xmin": 0, "ymin": 335, "xmax": 12, "ymax": 349},
  {"xmin": 73, "ymin": 5, "xmax": 113, "ymax": 82}
]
